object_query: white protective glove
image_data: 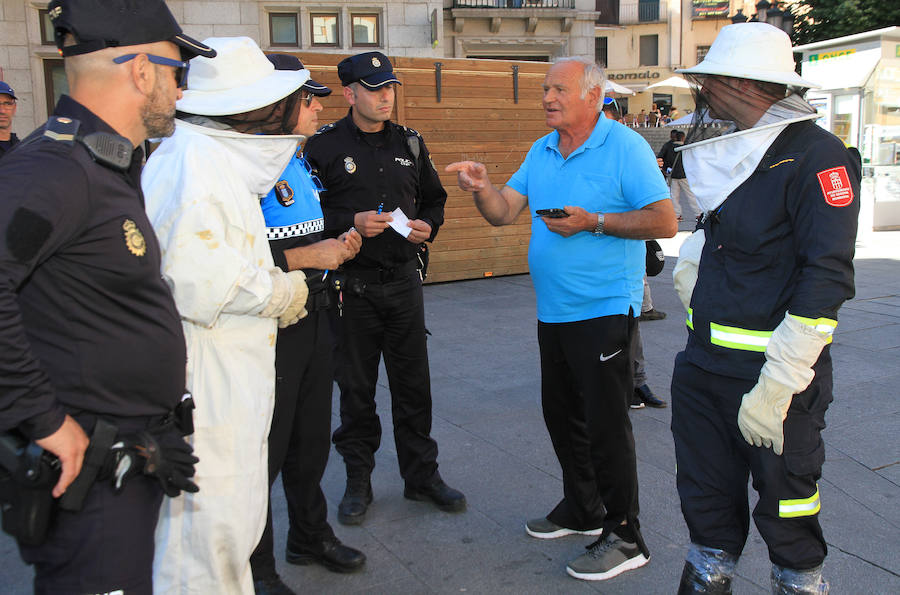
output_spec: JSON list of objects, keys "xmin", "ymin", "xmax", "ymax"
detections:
[
  {"xmin": 737, "ymin": 312, "xmax": 833, "ymax": 454},
  {"xmin": 673, "ymin": 229, "xmax": 705, "ymax": 312},
  {"xmin": 259, "ymin": 268, "xmax": 308, "ymax": 328}
]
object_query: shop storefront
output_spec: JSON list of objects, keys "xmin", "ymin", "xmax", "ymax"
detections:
[{"xmin": 795, "ymin": 26, "xmax": 900, "ymax": 231}]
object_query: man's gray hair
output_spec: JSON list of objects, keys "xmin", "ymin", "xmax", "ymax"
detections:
[{"xmin": 553, "ymin": 56, "xmax": 606, "ymax": 112}]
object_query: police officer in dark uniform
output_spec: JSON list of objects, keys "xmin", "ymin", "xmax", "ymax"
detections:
[
  {"xmin": 0, "ymin": 1, "xmax": 214, "ymax": 593},
  {"xmin": 250, "ymin": 54, "xmax": 364, "ymax": 595},
  {"xmin": 305, "ymin": 51, "xmax": 465, "ymax": 525},
  {"xmin": 670, "ymin": 23, "xmax": 860, "ymax": 594},
  {"xmin": 0, "ymin": 82, "xmax": 19, "ymax": 160}
]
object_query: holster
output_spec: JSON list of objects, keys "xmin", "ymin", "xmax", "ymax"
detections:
[
  {"xmin": 58, "ymin": 419, "xmax": 118, "ymax": 512},
  {"xmin": 0, "ymin": 431, "xmax": 61, "ymax": 546}
]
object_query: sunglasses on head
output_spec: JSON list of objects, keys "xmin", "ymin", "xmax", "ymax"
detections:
[{"xmin": 113, "ymin": 53, "xmax": 190, "ymax": 89}]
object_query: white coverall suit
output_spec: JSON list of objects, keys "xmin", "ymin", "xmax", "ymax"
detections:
[{"xmin": 142, "ymin": 119, "xmax": 301, "ymax": 594}]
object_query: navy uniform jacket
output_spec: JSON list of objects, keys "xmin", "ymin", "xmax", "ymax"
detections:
[
  {"xmin": 685, "ymin": 120, "xmax": 860, "ymax": 381},
  {"xmin": 304, "ymin": 111, "xmax": 446, "ymax": 270},
  {"xmin": 0, "ymin": 132, "xmax": 19, "ymax": 160},
  {"xmin": 0, "ymin": 95, "xmax": 186, "ymax": 440}
]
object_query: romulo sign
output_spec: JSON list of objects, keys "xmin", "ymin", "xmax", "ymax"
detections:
[{"xmin": 608, "ymin": 71, "xmax": 661, "ymax": 81}]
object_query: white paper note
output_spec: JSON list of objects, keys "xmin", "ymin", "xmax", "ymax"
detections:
[{"xmin": 388, "ymin": 207, "xmax": 412, "ymax": 238}]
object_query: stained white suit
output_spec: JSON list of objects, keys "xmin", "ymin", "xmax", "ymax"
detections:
[{"xmin": 143, "ymin": 119, "xmax": 302, "ymax": 594}]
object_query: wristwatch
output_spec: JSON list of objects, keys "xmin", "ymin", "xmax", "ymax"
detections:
[{"xmin": 592, "ymin": 213, "xmax": 605, "ymax": 235}]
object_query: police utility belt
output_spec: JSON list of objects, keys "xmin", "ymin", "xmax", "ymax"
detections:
[
  {"xmin": 0, "ymin": 396, "xmax": 195, "ymax": 546},
  {"xmin": 334, "ymin": 259, "xmax": 418, "ymax": 295}
]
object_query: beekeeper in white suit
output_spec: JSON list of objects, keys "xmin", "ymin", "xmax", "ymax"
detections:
[{"xmin": 142, "ymin": 37, "xmax": 311, "ymax": 594}]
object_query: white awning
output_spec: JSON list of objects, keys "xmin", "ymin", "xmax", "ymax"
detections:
[
  {"xmin": 800, "ymin": 49, "xmax": 881, "ymax": 91},
  {"xmin": 605, "ymin": 80, "xmax": 635, "ymax": 95},
  {"xmin": 643, "ymin": 75, "xmax": 695, "ymax": 91}
]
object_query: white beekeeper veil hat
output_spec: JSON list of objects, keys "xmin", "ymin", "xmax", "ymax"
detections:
[
  {"xmin": 677, "ymin": 22, "xmax": 818, "ymax": 89},
  {"xmin": 177, "ymin": 36, "xmax": 310, "ymax": 116}
]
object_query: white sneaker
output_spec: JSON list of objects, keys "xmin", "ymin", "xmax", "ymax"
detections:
[{"xmin": 566, "ymin": 534, "xmax": 649, "ymax": 581}]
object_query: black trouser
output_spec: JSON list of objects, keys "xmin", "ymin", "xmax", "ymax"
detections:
[
  {"xmin": 18, "ymin": 416, "xmax": 164, "ymax": 595},
  {"xmin": 671, "ymin": 351, "xmax": 831, "ymax": 570},
  {"xmin": 537, "ymin": 313, "xmax": 642, "ymax": 539},
  {"xmin": 251, "ymin": 308, "xmax": 336, "ymax": 580},
  {"xmin": 331, "ymin": 271, "xmax": 439, "ymax": 487}
]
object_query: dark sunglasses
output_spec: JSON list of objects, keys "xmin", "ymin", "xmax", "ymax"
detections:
[
  {"xmin": 113, "ymin": 53, "xmax": 190, "ymax": 89},
  {"xmin": 300, "ymin": 92, "xmax": 318, "ymax": 107}
]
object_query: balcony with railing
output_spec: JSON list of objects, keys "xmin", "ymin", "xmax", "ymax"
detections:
[
  {"xmin": 452, "ymin": 1, "xmax": 575, "ymax": 8},
  {"xmin": 595, "ymin": 0, "xmax": 667, "ymax": 24}
]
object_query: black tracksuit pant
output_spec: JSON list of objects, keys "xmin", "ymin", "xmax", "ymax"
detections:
[
  {"xmin": 251, "ymin": 308, "xmax": 336, "ymax": 580},
  {"xmin": 331, "ymin": 271, "xmax": 439, "ymax": 487},
  {"xmin": 538, "ymin": 313, "xmax": 645, "ymax": 549}
]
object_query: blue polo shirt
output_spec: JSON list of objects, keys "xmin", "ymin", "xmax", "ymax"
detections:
[{"xmin": 506, "ymin": 116, "xmax": 669, "ymax": 323}]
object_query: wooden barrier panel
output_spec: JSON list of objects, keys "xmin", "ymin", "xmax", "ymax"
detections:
[{"xmin": 281, "ymin": 52, "xmax": 553, "ymax": 283}]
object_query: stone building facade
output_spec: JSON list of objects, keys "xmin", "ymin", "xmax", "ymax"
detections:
[
  {"xmin": 1, "ymin": 0, "xmax": 761, "ymax": 133},
  {"xmin": 0, "ymin": 0, "xmax": 446, "ymax": 133}
]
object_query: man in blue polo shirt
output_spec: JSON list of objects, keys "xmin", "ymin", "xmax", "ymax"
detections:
[{"xmin": 447, "ymin": 56, "xmax": 676, "ymax": 582}]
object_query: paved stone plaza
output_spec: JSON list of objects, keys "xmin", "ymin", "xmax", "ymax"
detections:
[{"xmin": 2, "ymin": 229, "xmax": 898, "ymax": 594}]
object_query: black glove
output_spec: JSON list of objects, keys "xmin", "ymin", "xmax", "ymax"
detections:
[{"xmin": 108, "ymin": 425, "xmax": 199, "ymax": 497}]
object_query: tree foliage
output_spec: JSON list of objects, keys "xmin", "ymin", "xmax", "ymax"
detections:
[{"xmin": 790, "ymin": 0, "xmax": 900, "ymax": 45}]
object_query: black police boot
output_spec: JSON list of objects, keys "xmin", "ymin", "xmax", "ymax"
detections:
[
  {"xmin": 404, "ymin": 478, "xmax": 466, "ymax": 512},
  {"xmin": 337, "ymin": 474, "xmax": 372, "ymax": 526},
  {"xmin": 285, "ymin": 537, "xmax": 366, "ymax": 573},
  {"xmin": 253, "ymin": 575, "xmax": 297, "ymax": 595},
  {"xmin": 635, "ymin": 383, "xmax": 668, "ymax": 408}
]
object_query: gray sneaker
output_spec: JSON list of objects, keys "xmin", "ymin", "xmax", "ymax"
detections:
[
  {"xmin": 566, "ymin": 534, "xmax": 649, "ymax": 581},
  {"xmin": 525, "ymin": 517, "xmax": 603, "ymax": 539}
]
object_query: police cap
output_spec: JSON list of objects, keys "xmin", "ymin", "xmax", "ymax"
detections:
[
  {"xmin": 337, "ymin": 52, "xmax": 402, "ymax": 89},
  {"xmin": 0, "ymin": 81, "xmax": 16, "ymax": 100},
  {"xmin": 267, "ymin": 54, "xmax": 332, "ymax": 97},
  {"xmin": 48, "ymin": 0, "xmax": 216, "ymax": 60}
]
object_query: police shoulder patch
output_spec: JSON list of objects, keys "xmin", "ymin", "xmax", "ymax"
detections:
[
  {"xmin": 275, "ymin": 180, "xmax": 295, "ymax": 206},
  {"xmin": 42, "ymin": 116, "xmax": 80, "ymax": 145},
  {"xmin": 816, "ymin": 166, "xmax": 854, "ymax": 207},
  {"xmin": 400, "ymin": 125, "xmax": 421, "ymax": 138}
]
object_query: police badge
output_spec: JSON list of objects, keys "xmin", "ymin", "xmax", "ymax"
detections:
[
  {"xmin": 372, "ymin": 56, "xmax": 381, "ymax": 68},
  {"xmin": 275, "ymin": 180, "xmax": 295, "ymax": 206},
  {"xmin": 344, "ymin": 156, "xmax": 357, "ymax": 174},
  {"xmin": 122, "ymin": 219, "xmax": 147, "ymax": 257}
]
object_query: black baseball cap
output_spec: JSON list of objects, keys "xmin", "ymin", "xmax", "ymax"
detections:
[
  {"xmin": 337, "ymin": 52, "xmax": 401, "ymax": 89},
  {"xmin": 266, "ymin": 54, "xmax": 332, "ymax": 97},
  {"xmin": 48, "ymin": 0, "xmax": 216, "ymax": 60}
]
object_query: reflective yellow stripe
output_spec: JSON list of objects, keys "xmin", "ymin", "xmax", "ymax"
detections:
[
  {"xmin": 789, "ymin": 314, "xmax": 836, "ymax": 345},
  {"xmin": 779, "ymin": 486, "xmax": 821, "ymax": 518},
  {"xmin": 686, "ymin": 308, "xmax": 694, "ymax": 330},
  {"xmin": 709, "ymin": 322, "xmax": 772, "ymax": 352}
]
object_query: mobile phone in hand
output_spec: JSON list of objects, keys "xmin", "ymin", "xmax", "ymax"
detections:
[{"xmin": 535, "ymin": 208, "xmax": 569, "ymax": 218}]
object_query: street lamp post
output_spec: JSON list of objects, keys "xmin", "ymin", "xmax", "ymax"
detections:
[{"xmin": 730, "ymin": 1, "xmax": 793, "ymax": 36}]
